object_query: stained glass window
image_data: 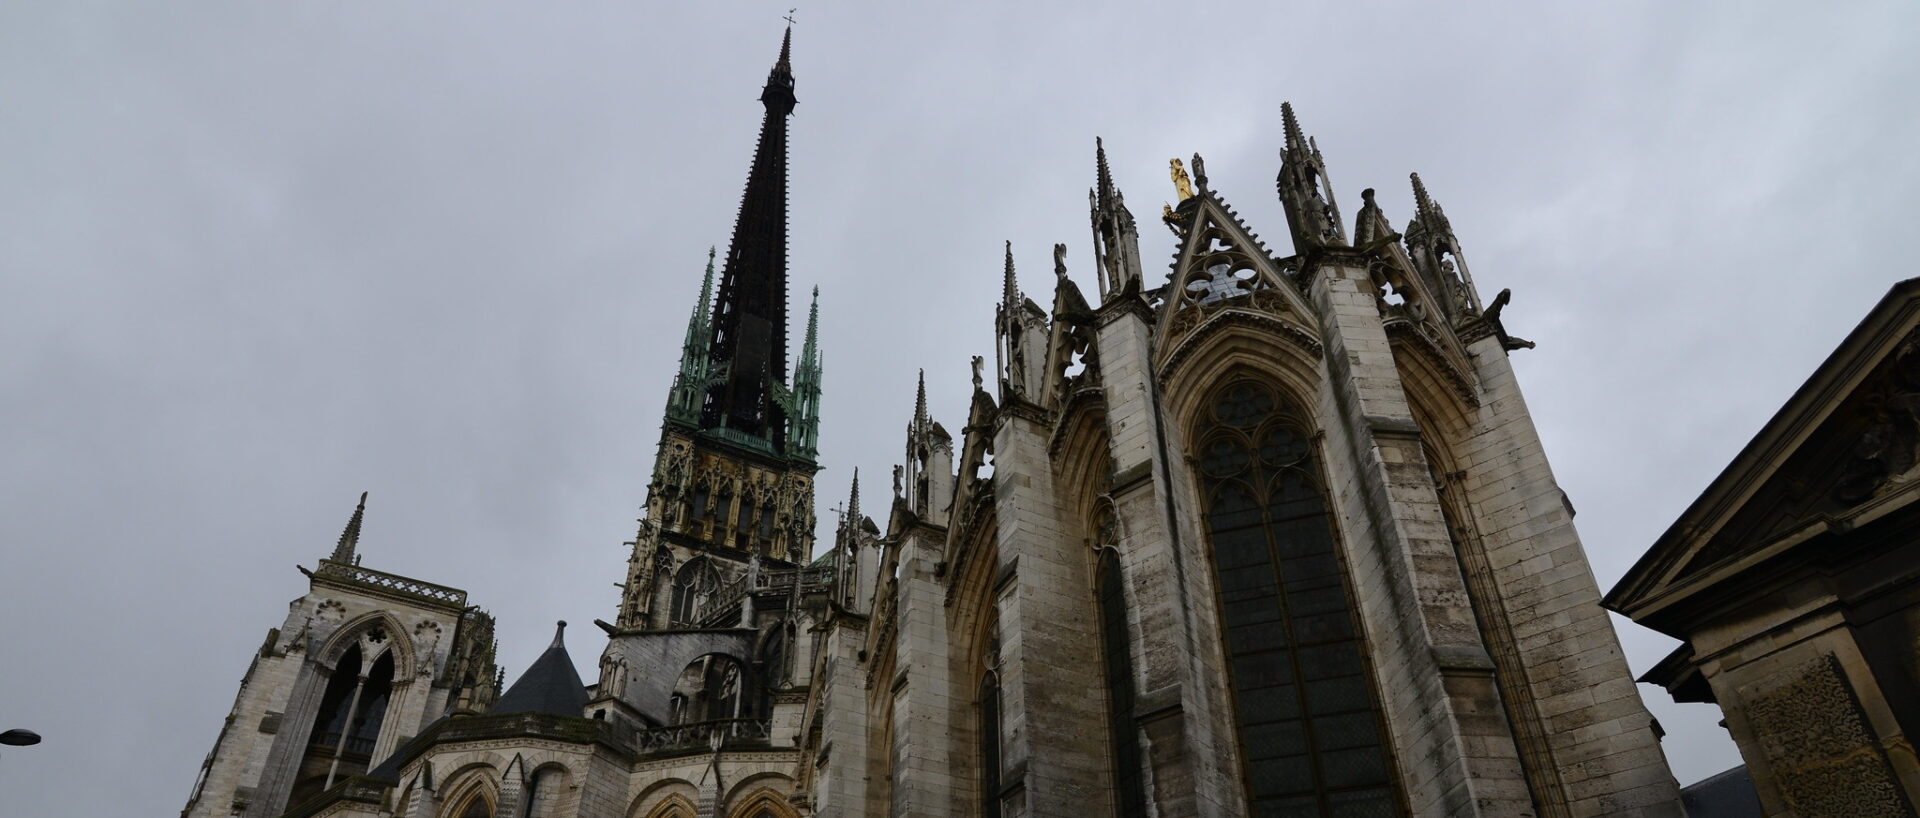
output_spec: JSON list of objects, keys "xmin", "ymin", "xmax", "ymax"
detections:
[{"xmin": 1193, "ymin": 379, "xmax": 1402, "ymax": 816}]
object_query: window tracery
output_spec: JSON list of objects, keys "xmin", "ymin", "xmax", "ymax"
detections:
[{"xmin": 1192, "ymin": 378, "xmax": 1403, "ymax": 815}]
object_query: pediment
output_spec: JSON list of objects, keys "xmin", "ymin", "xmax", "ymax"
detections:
[
  {"xmin": 1155, "ymin": 192, "xmax": 1320, "ymax": 360},
  {"xmin": 1607, "ymin": 279, "xmax": 1920, "ymax": 621}
]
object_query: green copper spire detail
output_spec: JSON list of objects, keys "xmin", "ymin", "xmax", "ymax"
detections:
[
  {"xmin": 787, "ymin": 286, "xmax": 823, "ymax": 459},
  {"xmin": 666, "ymin": 248, "xmax": 719, "ymax": 425}
]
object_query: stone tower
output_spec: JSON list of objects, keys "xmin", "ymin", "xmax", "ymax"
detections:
[
  {"xmin": 616, "ymin": 23, "xmax": 822, "ymax": 635},
  {"xmin": 179, "ymin": 494, "xmax": 499, "ymax": 818}
]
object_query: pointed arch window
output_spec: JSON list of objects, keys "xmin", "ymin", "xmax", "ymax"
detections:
[
  {"xmin": 671, "ymin": 557, "xmax": 719, "ymax": 625},
  {"xmin": 978, "ymin": 669, "xmax": 1003, "ymax": 818},
  {"xmin": 1192, "ymin": 378, "xmax": 1403, "ymax": 815},
  {"xmin": 1095, "ymin": 544, "xmax": 1149, "ymax": 818}
]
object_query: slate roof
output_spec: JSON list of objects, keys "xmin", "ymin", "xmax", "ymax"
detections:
[{"xmin": 490, "ymin": 621, "xmax": 589, "ymax": 717}]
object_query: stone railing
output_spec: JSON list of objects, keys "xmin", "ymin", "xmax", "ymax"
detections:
[
  {"xmin": 693, "ymin": 566, "xmax": 835, "ymax": 625},
  {"xmin": 313, "ymin": 560, "xmax": 467, "ymax": 607},
  {"xmin": 633, "ymin": 718, "xmax": 771, "ymax": 755}
]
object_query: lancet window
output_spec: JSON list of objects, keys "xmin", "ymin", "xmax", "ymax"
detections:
[
  {"xmin": 1192, "ymin": 378, "xmax": 1403, "ymax": 815},
  {"xmin": 1093, "ymin": 528, "xmax": 1148, "ymax": 818}
]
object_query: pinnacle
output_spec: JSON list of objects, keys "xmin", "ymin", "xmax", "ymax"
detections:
[
  {"xmin": 330, "ymin": 491, "xmax": 369, "ymax": 564},
  {"xmin": 1002, "ymin": 240, "xmax": 1019, "ymax": 309}
]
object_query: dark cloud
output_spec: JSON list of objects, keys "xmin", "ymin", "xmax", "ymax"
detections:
[{"xmin": 2, "ymin": 2, "xmax": 1914, "ymax": 810}]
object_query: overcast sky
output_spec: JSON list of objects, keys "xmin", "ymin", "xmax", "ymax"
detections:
[{"xmin": 2, "ymin": 2, "xmax": 1915, "ymax": 813}]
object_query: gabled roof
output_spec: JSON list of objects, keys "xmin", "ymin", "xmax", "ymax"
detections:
[
  {"xmin": 490, "ymin": 621, "xmax": 589, "ymax": 717},
  {"xmin": 1606, "ymin": 278, "xmax": 1920, "ymax": 627}
]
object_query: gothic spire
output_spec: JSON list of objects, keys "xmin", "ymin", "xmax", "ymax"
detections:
[
  {"xmin": 1405, "ymin": 172, "xmax": 1482, "ymax": 315},
  {"xmin": 329, "ymin": 491, "xmax": 368, "ymax": 564},
  {"xmin": 666, "ymin": 248, "xmax": 718, "ymax": 425},
  {"xmin": 788, "ymin": 286, "xmax": 824, "ymax": 460},
  {"xmin": 846, "ymin": 467, "xmax": 862, "ymax": 529},
  {"xmin": 1001, "ymin": 240, "xmax": 1019, "ymax": 312},
  {"xmin": 913, "ymin": 368, "xmax": 929, "ymax": 432},
  {"xmin": 1094, "ymin": 137, "xmax": 1117, "ymax": 212},
  {"xmin": 703, "ymin": 27, "xmax": 799, "ymax": 448}
]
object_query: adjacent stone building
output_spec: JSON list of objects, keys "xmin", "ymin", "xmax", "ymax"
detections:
[
  {"xmin": 183, "ymin": 28, "xmax": 1687, "ymax": 818},
  {"xmin": 1608, "ymin": 279, "xmax": 1920, "ymax": 816}
]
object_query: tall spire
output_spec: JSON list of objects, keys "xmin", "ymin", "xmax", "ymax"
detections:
[
  {"xmin": 703, "ymin": 27, "xmax": 799, "ymax": 448},
  {"xmin": 329, "ymin": 492, "xmax": 368, "ymax": 564}
]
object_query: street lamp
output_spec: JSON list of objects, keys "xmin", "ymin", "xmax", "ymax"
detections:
[{"xmin": 0, "ymin": 729, "xmax": 40, "ymax": 746}]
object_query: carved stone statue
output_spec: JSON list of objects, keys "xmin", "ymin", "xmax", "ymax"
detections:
[
  {"xmin": 1169, "ymin": 158, "xmax": 1195, "ymax": 201},
  {"xmin": 893, "ymin": 464, "xmax": 904, "ymax": 497},
  {"xmin": 1190, "ymin": 153, "xmax": 1207, "ymax": 189},
  {"xmin": 1053, "ymin": 243, "xmax": 1068, "ymax": 279},
  {"xmin": 971, "ymin": 355, "xmax": 985, "ymax": 391}
]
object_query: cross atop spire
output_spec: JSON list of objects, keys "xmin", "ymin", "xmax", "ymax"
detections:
[{"xmin": 329, "ymin": 491, "xmax": 369, "ymax": 564}]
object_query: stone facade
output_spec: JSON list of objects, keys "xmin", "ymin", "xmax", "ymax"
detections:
[
  {"xmin": 1609, "ymin": 279, "xmax": 1920, "ymax": 816},
  {"xmin": 184, "ymin": 28, "xmax": 1687, "ymax": 818}
]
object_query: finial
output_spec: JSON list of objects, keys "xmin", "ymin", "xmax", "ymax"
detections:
[
  {"xmin": 846, "ymin": 468, "xmax": 862, "ymax": 527},
  {"xmin": 803, "ymin": 286, "xmax": 821, "ymax": 356},
  {"xmin": 1281, "ymin": 102, "xmax": 1305, "ymax": 151},
  {"xmin": 1094, "ymin": 137, "xmax": 1116, "ymax": 209},
  {"xmin": 1169, "ymin": 158, "xmax": 1195, "ymax": 201},
  {"xmin": 330, "ymin": 491, "xmax": 369, "ymax": 563},
  {"xmin": 775, "ymin": 23, "xmax": 794, "ymax": 75},
  {"xmin": 1410, "ymin": 172, "xmax": 1436, "ymax": 218},
  {"xmin": 1002, "ymin": 240, "xmax": 1019, "ymax": 309},
  {"xmin": 550, "ymin": 620, "xmax": 567, "ymax": 649},
  {"xmin": 914, "ymin": 368, "xmax": 928, "ymax": 427}
]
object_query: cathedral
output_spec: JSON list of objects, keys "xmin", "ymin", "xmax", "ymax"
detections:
[{"xmin": 180, "ymin": 28, "xmax": 1692, "ymax": 818}]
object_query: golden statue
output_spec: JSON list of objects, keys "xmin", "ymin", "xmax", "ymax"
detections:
[{"xmin": 1169, "ymin": 158, "xmax": 1195, "ymax": 201}]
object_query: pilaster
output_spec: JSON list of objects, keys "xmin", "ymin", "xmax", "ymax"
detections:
[
  {"xmin": 891, "ymin": 525, "xmax": 958, "ymax": 817},
  {"xmin": 1095, "ymin": 301, "xmax": 1236, "ymax": 818}
]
